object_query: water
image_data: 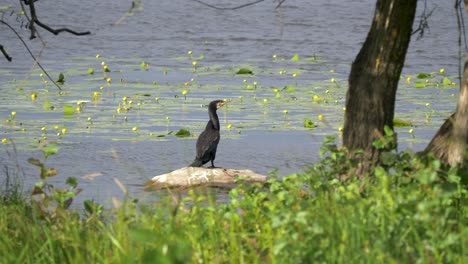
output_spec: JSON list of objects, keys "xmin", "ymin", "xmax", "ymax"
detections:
[{"xmin": 0, "ymin": 0, "xmax": 463, "ymax": 204}]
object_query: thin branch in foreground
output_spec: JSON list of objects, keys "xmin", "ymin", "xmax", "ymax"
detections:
[
  {"xmin": 191, "ymin": 0, "xmax": 266, "ymax": 10},
  {"xmin": 0, "ymin": 45, "xmax": 12, "ymax": 61},
  {"xmin": 275, "ymin": 0, "xmax": 287, "ymax": 9},
  {"xmin": 0, "ymin": 20, "xmax": 62, "ymax": 90}
]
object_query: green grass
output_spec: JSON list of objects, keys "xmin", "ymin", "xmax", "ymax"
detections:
[{"xmin": 0, "ymin": 138, "xmax": 466, "ymax": 263}]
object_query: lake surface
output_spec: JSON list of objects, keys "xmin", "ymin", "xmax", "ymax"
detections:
[{"xmin": 0, "ymin": 0, "xmax": 463, "ymax": 205}]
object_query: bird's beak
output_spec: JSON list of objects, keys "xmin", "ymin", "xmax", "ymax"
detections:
[{"xmin": 217, "ymin": 101, "xmax": 226, "ymax": 108}]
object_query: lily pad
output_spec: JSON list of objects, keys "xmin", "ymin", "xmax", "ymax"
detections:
[
  {"xmin": 416, "ymin": 72, "xmax": 431, "ymax": 79},
  {"xmin": 236, "ymin": 68, "xmax": 253, "ymax": 75},
  {"xmin": 414, "ymin": 81, "xmax": 426, "ymax": 88},
  {"xmin": 393, "ymin": 118, "xmax": 412, "ymax": 127},
  {"xmin": 63, "ymin": 105, "xmax": 75, "ymax": 116},
  {"xmin": 303, "ymin": 118, "xmax": 316, "ymax": 128},
  {"xmin": 291, "ymin": 54, "xmax": 300, "ymax": 62},
  {"xmin": 175, "ymin": 128, "xmax": 191, "ymax": 137}
]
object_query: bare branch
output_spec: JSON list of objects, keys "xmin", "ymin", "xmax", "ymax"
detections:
[
  {"xmin": 411, "ymin": 0, "xmax": 437, "ymax": 39},
  {"xmin": 191, "ymin": 0, "xmax": 266, "ymax": 10},
  {"xmin": 0, "ymin": 45, "xmax": 12, "ymax": 62},
  {"xmin": 275, "ymin": 0, "xmax": 287, "ymax": 9},
  {"xmin": 114, "ymin": 0, "xmax": 143, "ymax": 26},
  {"xmin": 25, "ymin": 0, "xmax": 90, "ymax": 39},
  {"xmin": 0, "ymin": 19, "xmax": 62, "ymax": 90}
]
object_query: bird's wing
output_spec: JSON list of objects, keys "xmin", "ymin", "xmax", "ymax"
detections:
[{"xmin": 196, "ymin": 130, "xmax": 220, "ymax": 159}]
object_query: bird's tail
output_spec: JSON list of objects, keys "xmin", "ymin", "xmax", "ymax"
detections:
[{"xmin": 189, "ymin": 159, "xmax": 203, "ymax": 167}]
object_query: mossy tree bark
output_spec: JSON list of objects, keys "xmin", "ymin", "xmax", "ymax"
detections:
[{"xmin": 343, "ymin": 0, "xmax": 417, "ymax": 178}]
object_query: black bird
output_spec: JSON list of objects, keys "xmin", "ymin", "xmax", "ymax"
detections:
[{"xmin": 190, "ymin": 100, "xmax": 225, "ymax": 167}]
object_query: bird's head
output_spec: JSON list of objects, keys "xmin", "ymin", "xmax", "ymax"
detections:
[{"xmin": 209, "ymin": 100, "xmax": 226, "ymax": 110}]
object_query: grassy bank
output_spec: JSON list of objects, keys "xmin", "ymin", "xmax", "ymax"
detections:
[{"xmin": 0, "ymin": 140, "xmax": 466, "ymax": 263}]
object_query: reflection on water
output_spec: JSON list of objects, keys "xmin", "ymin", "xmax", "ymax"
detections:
[{"xmin": 0, "ymin": 0, "xmax": 463, "ymax": 203}]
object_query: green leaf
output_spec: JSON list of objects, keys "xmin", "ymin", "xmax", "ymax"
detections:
[
  {"xmin": 63, "ymin": 104, "xmax": 75, "ymax": 116},
  {"xmin": 27, "ymin": 158, "xmax": 43, "ymax": 168},
  {"xmin": 56, "ymin": 72, "xmax": 65, "ymax": 84},
  {"xmin": 442, "ymin": 77, "xmax": 451, "ymax": 86},
  {"xmin": 372, "ymin": 139, "xmax": 385, "ymax": 149},
  {"xmin": 88, "ymin": 68, "xmax": 94, "ymax": 75},
  {"xmin": 384, "ymin": 125, "xmax": 394, "ymax": 136},
  {"xmin": 414, "ymin": 81, "xmax": 426, "ymax": 88},
  {"xmin": 236, "ymin": 68, "xmax": 253, "ymax": 75},
  {"xmin": 380, "ymin": 152, "xmax": 397, "ymax": 166},
  {"xmin": 43, "ymin": 100, "xmax": 51, "ymax": 110},
  {"xmin": 84, "ymin": 200, "xmax": 103, "ymax": 215},
  {"xmin": 43, "ymin": 144, "xmax": 58, "ymax": 159},
  {"xmin": 393, "ymin": 118, "xmax": 412, "ymax": 127},
  {"xmin": 273, "ymin": 241, "xmax": 288, "ymax": 255},
  {"xmin": 323, "ymin": 136, "xmax": 335, "ymax": 144},
  {"xmin": 416, "ymin": 72, "xmax": 431, "ymax": 79},
  {"xmin": 291, "ymin": 53, "xmax": 300, "ymax": 61},
  {"xmin": 66, "ymin": 177, "xmax": 78, "ymax": 188},
  {"xmin": 175, "ymin": 128, "xmax": 191, "ymax": 137},
  {"xmin": 303, "ymin": 118, "xmax": 316, "ymax": 128}
]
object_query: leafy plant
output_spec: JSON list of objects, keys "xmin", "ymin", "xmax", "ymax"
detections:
[{"xmin": 27, "ymin": 144, "xmax": 82, "ymax": 218}]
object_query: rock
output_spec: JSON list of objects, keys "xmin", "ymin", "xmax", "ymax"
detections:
[{"xmin": 145, "ymin": 167, "xmax": 268, "ymax": 190}]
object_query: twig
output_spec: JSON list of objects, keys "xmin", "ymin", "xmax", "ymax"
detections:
[
  {"xmin": 0, "ymin": 20, "xmax": 62, "ymax": 90},
  {"xmin": 114, "ymin": 0, "xmax": 142, "ymax": 25},
  {"xmin": 275, "ymin": 0, "xmax": 286, "ymax": 9},
  {"xmin": 454, "ymin": 0, "xmax": 468, "ymax": 93},
  {"xmin": 191, "ymin": 0, "xmax": 266, "ymax": 10},
  {"xmin": 411, "ymin": 0, "xmax": 437, "ymax": 39},
  {"xmin": 0, "ymin": 45, "xmax": 12, "ymax": 61},
  {"xmin": 25, "ymin": 0, "xmax": 90, "ymax": 39}
]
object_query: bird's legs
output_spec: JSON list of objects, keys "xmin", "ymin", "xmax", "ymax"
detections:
[{"xmin": 208, "ymin": 159, "xmax": 216, "ymax": 168}]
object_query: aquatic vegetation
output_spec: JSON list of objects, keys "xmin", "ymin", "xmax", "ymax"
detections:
[
  {"xmin": 393, "ymin": 118, "xmax": 412, "ymax": 127},
  {"xmin": 291, "ymin": 53, "xmax": 300, "ymax": 61},
  {"xmin": 0, "ymin": 50, "xmax": 459, "ymax": 201},
  {"xmin": 0, "ymin": 43, "xmax": 462, "ymax": 263},
  {"xmin": 175, "ymin": 128, "xmax": 191, "ymax": 137},
  {"xmin": 303, "ymin": 118, "xmax": 316, "ymax": 128},
  {"xmin": 236, "ymin": 68, "xmax": 253, "ymax": 75},
  {"xmin": 425, "ymin": 102, "xmax": 434, "ymax": 122},
  {"xmin": 63, "ymin": 105, "xmax": 75, "ymax": 116},
  {"xmin": 140, "ymin": 61, "xmax": 149, "ymax": 70},
  {"xmin": 406, "ymin": 69, "xmax": 457, "ymax": 88},
  {"xmin": 56, "ymin": 72, "xmax": 65, "ymax": 85}
]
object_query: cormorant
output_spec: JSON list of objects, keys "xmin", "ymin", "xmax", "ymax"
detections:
[{"xmin": 190, "ymin": 100, "xmax": 225, "ymax": 167}]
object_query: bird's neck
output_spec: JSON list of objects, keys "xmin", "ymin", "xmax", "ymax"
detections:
[{"xmin": 209, "ymin": 111, "xmax": 220, "ymax": 130}]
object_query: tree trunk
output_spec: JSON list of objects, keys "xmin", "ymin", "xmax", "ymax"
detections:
[
  {"xmin": 343, "ymin": 0, "xmax": 417, "ymax": 178},
  {"xmin": 424, "ymin": 53, "xmax": 468, "ymax": 167},
  {"xmin": 449, "ymin": 52, "xmax": 468, "ymax": 167},
  {"xmin": 424, "ymin": 1, "xmax": 468, "ymax": 167},
  {"xmin": 423, "ymin": 113, "xmax": 456, "ymax": 162}
]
